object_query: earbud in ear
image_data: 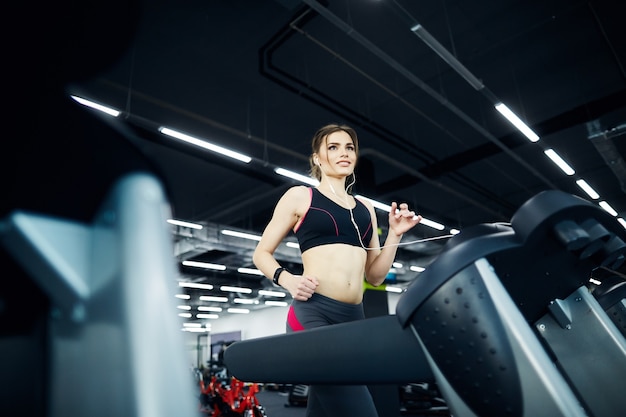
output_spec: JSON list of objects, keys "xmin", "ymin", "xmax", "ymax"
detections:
[{"xmin": 315, "ymin": 158, "xmax": 320, "ymax": 166}]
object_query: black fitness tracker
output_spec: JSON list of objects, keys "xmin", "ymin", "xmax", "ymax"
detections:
[{"xmin": 273, "ymin": 267, "xmax": 287, "ymax": 286}]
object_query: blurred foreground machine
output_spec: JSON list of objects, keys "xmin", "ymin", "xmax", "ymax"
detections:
[{"xmin": 225, "ymin": 190, "xmax": 626, "ymax": 417}]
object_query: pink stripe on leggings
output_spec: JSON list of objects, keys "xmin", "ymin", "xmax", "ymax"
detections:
[{"xmin": 287, "ymin": 305, "xmax": 305, "ymax": 332}]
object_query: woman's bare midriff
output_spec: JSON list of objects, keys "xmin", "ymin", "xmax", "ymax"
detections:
[{"xmin": 301, "ymin": 244, "xmax": 368, "ymax": 304}]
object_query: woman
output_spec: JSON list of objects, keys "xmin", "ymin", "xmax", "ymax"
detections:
[{"xmin": 253, "ymin": 123, "xmax": 422, "ymax": 417}]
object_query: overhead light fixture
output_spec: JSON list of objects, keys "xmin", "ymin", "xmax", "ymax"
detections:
[
  {"xmin": 182, "ymin": 261, "xmax": 226, "ymax": 270},
  {"xmin": 258, "ymin": 289, "xmax": 286, "ymax": 297},
  {"xmin": 199, "ymin": 295, "xmax": 228, "ymax": 302},
  {"xmin": 357, "ymin": 194, "xmax": 445, "ymax": 230},
  {"xmin": 196, "ymin": 313, "xmax": 219, "ymax": 319},
  {"xmin": 70, "ymin": 95, "xmax": 121, "ymax": 117},
  {"xmin": 238, "ymin": 267, "xmax": 264, "ymax": 275},
  {"xmin": 599, "ymin": 201, "xmax": 618, "ymax": 216},
  {"xmin": 177, "ymin": 305, "xmax": 191, "ymax": 310},
  {"xmin": 576, "ymin": 179, "xmax": 600, "ymax": 199},
  {"xmin": 178, "ymin": 313, "xmax": 192, "ymax": 318},
  {"xmin": 392, "ymin": 262, "xmax": 403, "ymax": 268},
  {"xmin": 285, "ymin": 241, "xmax": 300, "ymax": 249},
  {"xmin": 221, "ymin": 229, "xmax": 261, "ymax": 241},
  {"xmin": 234, "ymin": 298, "xmax": 258, "ymax": 304},
  {"xmin": 544, "ymin": 149, "xmax": 575, "ymax": 175},
  {"xmin": 175, "ymin": 294, "xmax": 191, "ymax": 299},
  {"xmin": 167, "ymin": 219, "xmax": 203, "ymax": 229},
  {"xmin": 274, "ymin": 167, "xmax": 320, "ymax": 186},
  {"xmin": 198, "ymin": 306, "xmax": 222, "ymax": 312},
  {"xmin": 494, "ymin": 103, "xmax": 540, "ymax": 142},
  {"xmin": 385, "ymin": 286, "xmax": 404, "ymax": 293},
  {"xmin": 356, "ymin": 195, "xmax": 391, "ymax": 211},
  {"xmin": 618, "ymin": 218, "xmax": 626, "ymax": 229},
  {"xmin": 450, "ymin": 229, "xmax": 460, "ymax": 235},
  {"xmin": 179, "ymin": 282, "xmax": 214, "ymax": 290},
  {"xmin": 410, "ymin": 265, "xmax": 425, "ymax": 272},
  {"xmin": 410, "ymin": 24, "xmax": 484, "ymax": 91},
  {"xmin": 227, "ymin": 308, "xmax": 250, "ymax": 314},
  {"xmin": 159, "ymin": 127, "xmax": 252, "ymax": 163},
  {"xmin": 265, "ymin": 300, "xmax": 289, "ymax": 307},
  {"xmin": 419, "ymin": 217, "xmax": 445, "ymax": 231},
  {"xmin": 220, "ymin": 285, "xmax": 252, "ymax": 294}
]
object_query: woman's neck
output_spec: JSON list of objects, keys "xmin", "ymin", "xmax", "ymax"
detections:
[{"xmin": 318, "ymin": 178, "xmax": 350, "ymax": 199}]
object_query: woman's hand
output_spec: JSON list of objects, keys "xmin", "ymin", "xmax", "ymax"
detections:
[
  {"xmin": 388, "ymin": 202, "xmax": 422, "ymax": 237},
  {"xmin": 284, "ymin": 273, "xmax": 319, "ymax": 301}
]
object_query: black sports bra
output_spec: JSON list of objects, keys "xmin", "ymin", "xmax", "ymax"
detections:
[{"xmin": 294, "ymin": 187, "xmax": 373, "ymax": 253}]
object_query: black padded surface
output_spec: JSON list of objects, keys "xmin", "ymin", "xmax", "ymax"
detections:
[{"xmin": 224, "ymin": 315, "xmax": 433, "ymax": 384}]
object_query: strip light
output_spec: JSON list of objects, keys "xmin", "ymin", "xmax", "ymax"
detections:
[
  {"xmin": 275, "ymin": 167, "xmax": 319, "ymax": 186},
  {"xmin": 494, "ymin": 103, "xmax": 540, "ymax": 142},
  {"xmin": 544, "ymin": 149, "xmax": 575, "ymax": 175},
  {"xmin": 576, "ymin": 179, "xmax": 600, "ymax": 199},
  {"xmin": 167, "ymin": 219, "xmax": 203, "ymax": 229},
  {"xmin": 182, "ymin": 261, "xmax": 226, "ymax": 270},
  {"xmin": 221, "ymin": 229, "xmax": 261, "ymax": 241},
  {"xmin": 70, "ymin": 95, "xmax": 121, "ymax": 117},
  {"xmin": 159, "ymin": 127, "xmax": 252, "ymax": 163}
]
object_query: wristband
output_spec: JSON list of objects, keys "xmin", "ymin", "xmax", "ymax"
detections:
[{"xmin": 272, "ymin": 267, "xmax": 287, "ymax": 286}]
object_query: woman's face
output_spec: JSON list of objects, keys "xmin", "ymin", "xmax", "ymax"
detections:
[{"xmin": 317, "ymin": 130, "xmax": 357, "ymax": 177}]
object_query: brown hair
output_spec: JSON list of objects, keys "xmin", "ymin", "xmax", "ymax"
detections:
[{"xmin": 309, "ymin": 123, "xmax": 359, "ymax": 184}]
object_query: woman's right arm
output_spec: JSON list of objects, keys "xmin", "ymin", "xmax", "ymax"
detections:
[{"xmin": 252, "ymin": 186, "xmax": 318, "ymax": 300}]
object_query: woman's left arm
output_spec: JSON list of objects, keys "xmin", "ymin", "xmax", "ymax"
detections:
[{"xmin": 364, "ymin": 201, "xmax": 422, "ymax": 286}]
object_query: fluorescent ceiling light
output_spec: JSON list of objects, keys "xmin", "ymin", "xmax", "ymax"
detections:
[
  {"xmin": 183, "ymin": 323, "xmax": 202, "ymax": 328},
  {"xmin": 576, "ymin": 179, "xmax": 600, "ymax": 199},
  {"xmin": 234, "ymin": 298, "xmax": 257, "ymax": 304},
  {"xmin": 385, "ymin": 286, "xmax": 404, "ymax": 293},
  {"xmin": 198, "ymin": 306, "xmax": 222, "ymax": 312},
  {"xmin": 494, "ymin": 103, "xmax": 540, "ymax": 142},
  {"xmin": 411, "ymin": 24, "xmax": 484, "ymax": 91},
  {"xmin": 599, "ymin": 201, "xmax": 618, "ymax": 216},
  {"xmin": 178, "ymin": 313, "xmax": 192, "ymax": 318},
  {"xmin": 285, "ymin": 241, "xmax": 300, "ymax": 249},
  {"xmin": 410, "ymin": 265, "xmax": 425, "ymax": 272},
  {"xmin": 227, "ymin": 308, "xmax": 250, "ymax": 314},
  {"xmin": 392, "ymin": 262, "xmax": 403, "ymax": 268},
  {"xmin": 159, "ymin": 127, "xmax": 252, "ymax": 163},
  {"xmin": 177, "ymin": 305, "xmax": 191, "ymax": 310},
  {"xmin": 450, "ymin": 229, "xmax": 460, "ymax": 235},
  {"xmin": 258, "ymin": 289, "xmax": 286, "ymax": 297},
  {"xmin": 265, "ymin": 300, "xmax": 289, "ymax": 307},
  {"xmin": 618, "ymin": 218, "xmax": 626, "ymax": 229},
  {"xmin": 220, "ymin": 285, "xmax": 252, "ymax": 294},
  {"xmin": 175, "ymin": 294, "xmax": 191, "ymax": 299},
  {"xmin": 356, "ymin": 195, "xmax": 391, "ymax": 211},
  {"xmin": 179, "ymin": 282, "xmax": 214, "ymax": 290},
  {"xmin": 357, "ymin": 195, "xmax": 444, "ymax": 230},
  {"xmin": 196, "ymin": 313, "xmax": 219, "ymax": 319},
  {"xmin": 199, "ymin": 295, "xmax": 228, "ymax": 302},
  {"xmin": 237, "ymin": 267, "xmax": 264, "ymax": 275},
  {"xmin": 274, "ymin": 167, "xmax": 320, "ymax": 186},
  {"xmin": 221, "ymin": 229, "xmax": 261, "ymax": 241},
  {"xmin": 544, "ymin": 149, "xmax": 575, "ymax": 175},
  {"xmin": 182, "ymin": 326, "xmax": 210, "ymax": 333},
  {"xmin": 70, "ymin": 95, "xmax": 121, "ymax": 117},
  {"xmin": 182, "ymin": 261, "xmax": 226, "ymax": 270},
  {"xmin": 419, "ymin": 217, "xmax": 445, "ymax": 231},
  {"xmin": 167, "ymin": 219, "xmax": 203, "ymax": 229}
]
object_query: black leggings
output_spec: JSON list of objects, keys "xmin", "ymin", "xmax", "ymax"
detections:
[{"xmin": 287, "ymin": 293, "xmax": 379, "ymax": 417}]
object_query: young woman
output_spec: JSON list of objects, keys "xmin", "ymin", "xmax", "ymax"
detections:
[{"xmin": 253, "ymin": 123, "xmax": 422, "ymax": 417}]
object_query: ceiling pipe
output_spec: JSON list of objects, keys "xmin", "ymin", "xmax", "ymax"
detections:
[{"xmin": 588, "ymin": 122, "xmax": 626, "ymax": 194}]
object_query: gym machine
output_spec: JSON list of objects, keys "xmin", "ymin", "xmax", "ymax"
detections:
[{"xmin": 225, "ymin": 190, "xmax": 626, "ymax": 417}]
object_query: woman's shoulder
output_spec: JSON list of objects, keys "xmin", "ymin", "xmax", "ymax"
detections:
[{"xmin": 283, "ymin": 185, "xmax": 312, "ymax": 199}]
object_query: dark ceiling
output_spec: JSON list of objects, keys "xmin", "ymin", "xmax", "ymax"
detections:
[{"xmin": 70, "ymin": 0, "xmax": 626, "ymax": 304}]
